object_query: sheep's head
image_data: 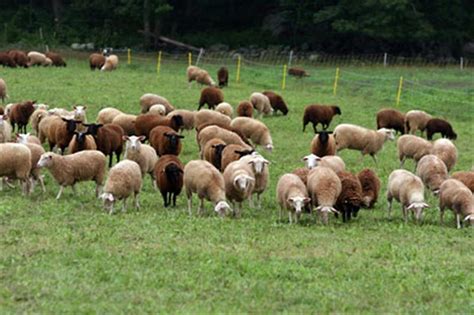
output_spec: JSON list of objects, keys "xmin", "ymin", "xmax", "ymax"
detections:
[
  {"xmin": 211, "ymin": 144, "xmax": 226, "ymax": 170},
  {"xmin": 288, "ymin": 196, "xmax": 311, "ymax": 214},
  {"xmin": 316, "ymin": 206, "xmax": 340, "ymax": 224},
  {"xmin": 302, "ymin": 154, "xmax": 320, "ymax": 169},
  {"xmin": 16, "ymin": 133, "xmax": 30, "ymax": 144},
  {"xmin": 74, "ymin": 131, "xmax": 88, "ymax": 147},
  {"xmin": 233, "ymin": 174, "xmax": 254, "ymax": 192},
  {"xmin": 99, "ymin": 192, "xmax": 115, "ymax": 212},
  {"xmin": 37, "ymin": 153, "xmax": 55, "ymax": 168},
  {"xmin": 123, "ymin": 135, "xmax": 145, "ymax": 151},
  {"xmin": 464, "ymin": 214, "xmax": 474, "ymax": 227},
  {"xmin": 235, "ymin": 149, "xmax": 254, "ymax": 158},
  {"xmin": 170, "ymin": 115, "xmax": 184, "ymax": 130},
  {"xmin": 407, "ymin": 202, "xmax": 429, "ymax": 222},
  {"xmin": 164, "ymin": 132, "xmax": 184, "ymax": 150},
  {"xmin": 214, "ymin": 201, "xmax": 232, "ymax": 217},
  {"xmin": 62, "ymin": 118, "xmax": 81, "ymax": 134},
  {"xmin": 149, "ymin": 104, "xmax": 166, "ymax": 116},
  {"xmin": 73, "ymin": 105, "xmax": 87, "ymax": 121},
  {"xmin": 247, "ymin": 155, "xmax": 269, "ymax": 174},
  {"xmin": 83, "ymin": 123, "xmax": 103, "ymax": 136},
  {"xmin": 33, "ymin": 103, "xmax": 48, "ymax": 110},
  {"xmin": 378, "ymin": 128, "xmax": 395, "ymax": 141},
  {"xmin": 316, "ymin": 130, "xmax": 333, "ymax": 144},
  {"xmin": 264, "ymin": 143, "xmax": 273, "ymax": 153},
  {"xmin": 332, "ymin": 106, "xmax": 342, "ymax": 115}
]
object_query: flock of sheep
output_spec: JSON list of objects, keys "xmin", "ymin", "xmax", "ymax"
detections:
[{"xmin": 0, "ymin": 60, "xmax": 472, "ymax": 229}]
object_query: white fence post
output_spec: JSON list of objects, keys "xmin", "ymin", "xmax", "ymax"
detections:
[
  {"xmin": 460, "ymin": 57, "xmax": 464, "ymax": 71},
  {"xmin": 383, "ymin": 53, "xmax": 388, "ymax": 67},
  {"xmin": 196, "ymin": 48, "xmax": 204, "ymax": 66}
]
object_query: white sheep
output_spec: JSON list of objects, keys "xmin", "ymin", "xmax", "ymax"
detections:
[
  {"xmin": 101, "ymin": 54, "xmax": 119, "ymax": 71},
  {"xmin": 100, "ymin": 160, "xmax": 142, "ymax": 214},
  {"xmin": 0, "ymin": 114, "xmax": 12, "ymax": 143},
  {"xmin": 276, "ymin": 173, "xmax": 310, "ymax": 224},
  {"xmin": 397, "ymin": 134, "xmax": 433, "ymax": 167},
  {"xmin": 333, "ymin": 124, "xmax": 395, "ymax": 162},
  {"xmin": 183, "ymin": 160, "xmax": 232, "ymax": 216},
  {"xmin": 432, "ymin": 138, "xmax": 457, "ymax": 172},
  {"xmin": 139, "ymin": 93, "xmax": 174, "ymax": 114},
  {"xmin": 123, "ymin": 135, "xmax": 158, "ymax": 189},
  {"xmin": 223, "ymin": 160, "xmax": 255, "ymax": 217},
  {"xmin": 96, "ymin": 107, "xmax": 123, "ymax": 124},
  {"xmin": 238, "ymin": 153, "xmax": 270, "ymax": 208},
  {"xmin": 439, "ymin": 179, "xmax": 474, "ymax": 228},
  {"xmin": 215, "ymin": 102, "xmax": 233, "ymax": 118},
  {"xmin": 416, "ymin": 154, "xmax": 448, "ymax": 195},
  {"xmin": 405, "ymin": 110, "xmax": 432, "ymax": 135},
  {"xmin": 0, "ymin": 78, "xmax": 8, "ymax": 103},
  {"xmin": 302, "ymin": 154, "xmax": 345, "ymax": 173},
  {"xmin": 0, "ymin": 143, "xmax": 31, "ymax": 195},
  {"xmin": 167, "ymin": 109, "xmax": 195, "ymax": 130},
  {"xmin": 37, "ymin": 150, "xmax": 106, "ymax": 199},
  {"xmin": 230, "ymin": 117, "xmax": 273, "ymax": 152},
  {"xmin": 27, "ymin": 51, "xmax": 50, "ymax": 66},
  {"xmin": 149, "ymin": 104, "xmax": 167, "ymax": 116},
  {"xmin": 307, "ymin": 166, "xmax": 342, "ymax": 224},
  {"xmin": 250, "ymin": 92, "xmax": 273, "ymax": 117},
  {"xmin": 48, "ymin": 107, "xmax": 75, "ymax": 119},
  {"xmin": 194, "ymin": 109, "xmax": 231, "ymax": 129},
  {"xmin": 386, "ymin": 169, "xmax": 429, "ymax": 223}
]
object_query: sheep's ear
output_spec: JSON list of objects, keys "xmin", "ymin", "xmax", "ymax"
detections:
[
  {"xmin": 32, "ymin": 100, "xmax": 37, "ymax": 104},
  {"xmin": 97, "ymin": 124, "xmax": 103, "ymax": 128},
  {"xmin": 83, "ymin": 105, "xmax": 87, "ymax": 110},
  {"xmin": 303, "ymin": 197, "xmax": 311, "ymax": 203},
  {"xmin": 83, "ymin": 123, "xmax": 90, "ymax": 127},
  {"xmin": 422, "ymin": 203, "xmax": 429, "ymax": 208},
  {"xmin": 137, "ymin": 135, "xmax": 146, "ymax": 142},
  {"xmin": 73, "ymin": 106, "xmax": 77, "ymax": 110},
  {"xmin": 122, "ymin": 135, "xmax": 129, "ymax": 141},
  {"xmin": 302, "ymin": 157, "xmax": 308, "ymax": 161},
  {"xmin": 464, "ymin": 214, "xmax": 474, "ymax": 221}
]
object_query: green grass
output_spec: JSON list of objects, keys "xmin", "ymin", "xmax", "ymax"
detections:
[{"xmin": 1, "ymin": 56, "xmax": 473, "ymax": 313}]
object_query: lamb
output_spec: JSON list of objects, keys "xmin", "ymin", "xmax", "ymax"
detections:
[
  {"xmin": 202, "ymin": 138, "xmax": 227, "ymax": 170},
  {"xmin": 288, "ymin": 67, "xmax": 310, "ymax": 77},
  {"xmin": 8, "ymin": 50, "xmax": 28, "ymax": 68},
  {"xmin": 9, "ymin": 100, "xmax": 36, "ymax": 133},
  {"xmin": 276, "ymin": 174, "xmax": 310, "ymax": 223},
  {"xmin": 111, "ymin": 113, "xmax": 136, "ymax": 136},
  {"xmin": 16, "ymin": 140, "xmax": 46, "ymax": 193},
  {"xmin": 238, "ymin": 153, "xmax": 270, "ymax": 208},
  {"xmin": 37, "ymin": 150, "xmax": 106, "ymax": 199},
  {"xmin": 307, "ymin": 166, "xmax": 342, "ymax": 224},
  {"xmin": 198, "ymin": 87, "xmax": 224, "ymax": 110},
  {"xmin": 154, "ymin": 155, "xmax": 184, "ymax": 207},
  {"xmin": 451, "ymin": 171, "xmax": 474, "ymax": 193},
  {"xmin": 386, "ymin": 169, "xmax": 428, "ymax": 223},
  {"xmin": 96, "ymin": 107, "xmax": 123, "ymax": 125},
  {"xmin": 416, "ymin": 154, "xmax": 449, "ymax": 195},
  {"xmin": 29, "ymin": 104, "xmax": 49, "ymax": 135},
  {"xmin": 230, "ymin": 117, "xmax": 273, "ymax": 152},
  {"xmin": 215, "ymin": 102, "xmax": 233, "ymax": 118},
  {"xmin": 27, "ymin": 51, "xmax": 50, "ymax": 67},
  {"xmin": 123, "ymin": 135, "xmax": 158, "ymax": 188},
  {"xmin": 139, "ymin": 93, "xmax": 175, "ymax": 114},
  {"xmin": 0, "ymin": 52, "xmax": 17, "ymax": 68},
  {"xmin": 84, "ymin": 123, "xmax": 124, "ymax": 168},
  {"xmin": 426, "ymin": 118, "xmax": 457, "ymax": 140},
  {"xmin": 292, "ymin": 167, "xmax": 309, "ymax": 185},
  {"xmin": 333, "ymin": 124, "xmax": 395, "ymax": 162},
  {"xmin": 0, "ymin": 114, "xmax": 12, "ymax": 143},
  {"xmin": 439, "ymin": 179, "xmax": 474, "ymax": 228},
  {"xmin": 302, "ymin": 154, "xmax": 345, "ymax": 173},
  {"xmin": 89, "ymin": 53, "xmax": 106, "ymax": 70},
  {"xmin": 0, "ymin": 78, "xmax": 7, "ymax": 103},
  {"xmin": 183, "ymin": 160, "xmax": 232, "ymax": 216},
  {"xmin": 217, "ymin": 67, "xmax": 229, "ymax": 88},
  {"xmin": 335, "ymin": 171, "xmax": 363, "ymax": 222},
  {"xmin": 405, "ymin": 110, "xmax": 432, "ymax": 135},
  {"xmin": 223, "ymin": 160, "xmax": 255, "ymax": 217},
  {"xmin": 397, "ymin": 135, "xmax": 433, "ymax": 167},
  {"xmin": 100, "ymin": 160, "xmax": 142, "ymax": 214},
  {"xmin": 135, "ymin": 114, "xmax": 184, "ymax": 139},
  {"xmin": 149, "ymin": 104, "xmax": 167, "ymax": 116},
  {"xmin": 101, "ymin": 55, "xmax": 119, "ymax": 71},
  {"xmin": 250, "ymin": 92, "xmax": 273, "ymax": 116},
  {"xmin": 220, "ymin": 144, "xmax": 254, "ymax": 172},
  {"xmin": 236, "ymin": 101, "xmax": 253, "ymax": 117},
  {"xmin": 194, "ymin": 109, "xmax": 231, "ymax": 130},
  {"xmin": 16, "ymin": 133, "xmax": 41, "ymax": 145},
  {"xmin": 67, "ymin": 131, "xmax": 97, "ymax": 154},
  {"xmin": 303, "ymin": 105, "xmax": 341, "ymax": 132},
  {"xmin": 357, "ymin": 168, "xmax": 381, "ymax": 209},
  {"xmin": 0, "ymin": 143, "xmax": 31, "ymax": 194},
  {"xmin": 197, "ymin": 125, "xmax": 252, "ymax": 152},
  {"xmin": 432, "ymin": 138, "xmax": 457, "ymax": 172},
  {"xmin": 45, "ymin": 52, "xmax": 66, "ymax": 67},
  {"xmin": 262, "ymin": 91, "xmax": 288, "ymax": 115},
  {"xmin": 149, "ymin": 126, "xmax": 184, "ymax": 156},
  {"xmin": 310, "ymin": 131, "xmax": 336, "ymax": 157},
  {"xmin": 376, "ymin": 108, "xmax": 406, "ymax": 135},
  {"xmin": 167, "ymin": 109, "xmax": 195, "ymax": 130}
]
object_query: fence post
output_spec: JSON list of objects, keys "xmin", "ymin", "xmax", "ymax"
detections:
[
  {"xmin": 196, "ymin": 48, "xmax": 204, "ymax": 66},
  {"xmin": 333, "ymin": 67, "xmax": 340, "ymax": 96},
  {"xmin": 383, "ymin": 53, "xmax": 388, "ymax": 67},
  {"xmin": 157, "ymin": 51, "xmax": 162, "ymax": 75},
  {"xmin": 396, "ymin": 76, "xmax": 403, "ymax": 106},
  {"xmin": 188, "ymin": 52, "xmax": 192, "ymax": 67},
  {"xmin": 460, "ymin": 57, "xmax": 464, "ymax": 71},
  {"xmin": 288, "ymin": 50, "xmax": 293, "ymax": 68},
  {"xmin": 236, "ymin": 55, "xmax": 241, "ymax": 83},
  {"xmin": 127, "ymin": 48, "xmax": 131, "ymax": 65},
  {"xmin": 281, "ymin": 64, "xmax": 287, "ymax": 90}
]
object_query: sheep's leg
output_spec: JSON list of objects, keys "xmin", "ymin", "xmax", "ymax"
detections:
[
  {"xmin": 257, "ymin": 194, "xmax": 262, "ymax": 209},
  {"xmin": 370, "ymin": 154, "xmax": 378, "ymax": 164},
  {"xmin": 109, "ymin": 204, "xmax": 115, "ymax": 215},
  {"xmin": 402, "ymin": 206, "xmax": 408, "ymax": 223},
  {"xmin": 95, "ymin": 184, "xmax": 102, "ymax": 197},
  {"xmin": 439, "ymin": 206, "xmax": 445, "ymax": 224},
  {"xmin": 151, "ymin": 174, "xmax": 158, "ymax": 191},
  {"xmin": 456, "ymin": 213, "xmax": 461, "ymax": 229},
  {"xmin": 39, "ymin": 175, "xmax": 46, "ymax": 193},
  {"xmin": 279, "ymin": 205, "xmax": 283, "ymax": 222},
  {"xmin": 108, "ymin": 154, "xmax": 113, "ymax": 168},
  {"xmin": 312, "ymin": 123, "xmax": 317, "ymax": 133},
  {"xmin": 172, "ymin": 193, "xmax": 177, "ymax": 207},
  {"xmin": 249, "ymin": 195, "xmax": 254, "ymax": 208},
  {"xmin": 161, "ymin": 191, "xmax": 168, "ymax": 207},
  {"xmin": 198, "ymin": 198, "xmax": 205, "ymax": 216},
  {"xmin": 399, "ymin": 157, "xmax": 405, "ymax": 168},
  {"xmin": 295, "ymin": 212, "xmax": 300, "ymax": 224},
  {"xmin": 288, "ymin": 211, "xmax": 292, "ymax": 224},
  {"xmin": 122, "ymin": 198, "xmax": 127, "ymax": 213},
  {"xmin": 387, "ymin": 197, "xmax": 393, "ymax": 219},
  {"xmin": 187, "ymin": 196, "xmax": 193, "ymax": 216},
  {"xmin": 56, "ymin": 186, "xmax": 65, "ymax": 200}
]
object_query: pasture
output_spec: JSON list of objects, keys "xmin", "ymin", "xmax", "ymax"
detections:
[{"xmin": 1, "ymin": 55, "xmax": 473, "ymax": 313}]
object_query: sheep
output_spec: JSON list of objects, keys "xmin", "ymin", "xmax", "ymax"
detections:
[
  {"xmin": 357, "ymin": 168, "xmax": 381, "ymax": 209},
  {"xmin": 217, "ymin": 67, "xmax": 229, "ymax": 88},
  {"xmin": 89, "ymin": 53, "xmax": 106, "ymax": 70},
  {"xmin": 123, "ymin": 135, "xmax": 158, "ymax": 188},
  {"xmin": 9, "ymin": 100, "xmax": 36, "ymax": 133},
  {"xmin": 0, "ymin": 143, "xmax": 31, "ymax": 194},
  {"xmin": 376, "ymin": 108, "xmax": 406, "ymax": 135},
  {"xmin": 292, "ymin": 167, "xmax": 309, "ymax": 185},
  {"xmin": 111, "ymin": 113, "xmax": 136, "ymax": 136},
  {"xmin": 154, "ymin": 155, "xmax": 184, "ymax": 207},
  {"xmin": 432, "ymin": 138, "xmax": 458, "ymax": 172},
  {"xmin": 0, "ymin": 52, "xmax": 17, "ymax": 68},
  {"xmin": 0, "ymin": 78, "xmax": 7, "ymax": 103},
  {"xmin": 196, "ymin": 69, "xmax": 216, "ymax": 86},
  {"xmin": 335, "ymin": 171, "xmax": 363, "ymax": 222},
  {"xmin": 220, "ymin": 144, "xmax": 254, "ymax": 172},
  {"xmin": 197, "ymin": 125, "xmax": 252, "ymax": 152},
  {"xmin": 27, "ymin": 51, "xmax": 50, "ymax": 67},
  {"xmin": 183, "ymin": 160, "xmax": 232, "ymax": 216},
  {"xmin": 302, "ymin": 154, "xmax": 345, "ymax": 173},
  {"xmin": 196, "ymin": 122, "xmax": 250, "ymax": 147},
  {"xmin": 67, "ymin": 131, "xmax": 97, "ymax": 154},
  {"xmin": 139, "ymin": 93, "xmax": 175, "ymax": 114},
  {"xmin": 230, "ymin": 117, "xmax": 273, "ymax": 152},
  {"xmin": 250, "ymin": 92, "xmax": 273, "ymax": 117},
  {"xmin": 239, "ymin": 153, "xmax": 270, "ymax": 209},
  {"xmin": 135, "ymin": 114, "xmax": 184, "ymax": 139},
  {"xmin": 262, "ymin": 91, "xmax": 288, "ymax": 115},
  {"xmin": 44, "ymin": 57, "xmax": 53, "ymax": 67},
  {"xmin": 101, "ymin": 54, "xmax": 119, "ymax": 71},
  {"xmin": 100, "ymin": 160, "xmax": 142, "ymax": 214},
  {"xmin": 426, "ymin": 118, "xmax": 457, "ymax": 140},
  {"xmin": 73, "ymin": 105, "xmax": 88, "ymax": 124},
  {"xmin": 96, "ymin": 107, "xmax": 123, "ymax": 125},
  {"xmin": 307, "ymin": 166, "xmax": 342, "ymax": 224},
  {"xmin": 310, "ymin": 131, "xmax": 336, "ymax": 157},
  {"xmin": 16, "ymin": 133, "xmax": 41, "ymax": 145},
  {"xmin": 0, "ymin": 114, "xmax": 12, "ymax": 143},
  {"xmin": 236, "ymin": 101, "xmax": 253, "ymax": 118},
  {"xmin": 452, "ymin": 171, "xmax": 474, "ymax": 193},
  {"xmin": 149, "ymin": 126, "xmax": 184, "ymax": 156},
  {"xmin": 167, "ymin": 109, "xmax": 195, "ymax": 130},
  {"xmin": 439, "ymin": 179, "xmax": 474, "ymax": 228},
  {"xmin": 16, "ymin": 141, "xmax": 46, "ymax": 193},
  {"xmin": 387, "ymin": 169, "xmax": 428, "ymax": 223},
  {"xmin": 51, "ymin": 118, "xmax": 82, "ymax": 154},
  {"xmin": 47, "ymin": 107, "xmax": 75, "ymax": 119},
  {"xmin": 223, "ymin": 160, "xmax": 255, "ymax": 217},
  {"xmin": 37, "ymin": 114, "xmax": 60, "ymax": 144},
  {"xmin": 405, "ymin": 110, "xmax": 432, "ymax": 135},
  {"xmin": 83, "ymin": 123, "xmax": 124, "ymax": 168},
  {"xmin": 276, "ymin": 174, "xmax": 310, "ymax": 223},
  {"xmin": 45, "ymin": 52, "xmax": 66, "ymax": 67},
  {"xmin": 416, "ymin": 154, "xmax": 449, "ymax": 195},
  {"xmin": 303, "ymin": 105, "xmax": 341, "ymax": 132},
  {"xmin": 149, "ymin": 104, "xmax": 167, "ymax": 116},
  {"xmin": 29, "ymin": 104, "xmax": 49, "ymax": 135},
  {"xmin": 8, "ymin": 50, "xmax": 28, "ymax": 68},
  {"xmin": 202, "ymin": 138, "xmax": 227, "ymax": 170},
  {"xmin": 288, "ymin": 67, "xmax": 310, "ymax": 77},
  {"xmin": 333, "ymin": 124, "xmax": 395, "ymax": 162},
  {"xmin": 397, "ymin": 135, "xmax": 433, "ymax": 167},
  {"xmin": 186, "ymin": 65, "xmax": 201, "ymax": 86},
  {"xmin": 198, "ymin": 87, "xmax": 224, "ymax": 110},
  {"xmin": 215, "ymin": 102, "xmax": 233, "ymax": 118},
  {"xmin": 194, "ymin": 109, "xmax": 231, "ymax": 130}
]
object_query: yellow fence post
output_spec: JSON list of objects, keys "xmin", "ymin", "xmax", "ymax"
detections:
[
  {"xmin": 188, "ymin": 52, "xmax": 192, "ymax": 67},
  {"xmin": 281, "ymin": 64, "xmax": 287, "ymax": 90},
  {"xmin": 333, "ymin": 67, "xmax": 340, "ymax": 95},
  {"xmin": 236, "ymin": 55, "xmax": 241, "ymax": 83},
  {"xmin": 127, "ymin": 48, "xmax": 131, "ymax": 65},
  {"xmin": 157, "ymin": 51, "xmax": 162, "ymax": 76},
  {"xmin": 396, "ymin": 76, "xmax": 403, "ymax": 106}
]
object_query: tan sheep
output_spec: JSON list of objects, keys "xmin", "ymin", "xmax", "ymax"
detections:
[
  {"xmin": 139, "ymin": 93, "xmax": 174, "ymax": 114},
  {"xmin": 405, "ymin": 110, "xmax": 432, "ymax": 135},
  {"xmin": 112, "ymin": 113, "xmax": 137, "ymax": 136},
  {"xmin": 432, "ymin": 138, "xmax": 457, "ymax": 172},
  {"xmin": 310, "ymin": 131, "xmax": 336, "ymax": 157},
  {"xmin": 196, "ymin": 69, "xmax": 216, "ymax": 86},
  {"xmin": 238, "ymin": 153, "xmax": 270, "ymax": 208},
  {"xmin": 197, "ymin": 125, "xmax": 251, "ymax": 151},
  {"xmin": 123, "ymin": 135, "xmax": 158, "ymax": 189},
  {"xmin": 439, "ymin": 179, "xmax": 474, "ymax": 228},
  {"xmin": 276, "ymin": 173, "xmax": 310, "ymax": 224},
  {"xmin": 230, "ymin": 117, "xmax": 273, "ymax": 152},
  {"xmin": 29, "ymin": 104, "xmax": 49, "ymax": 135},
  {"xmin": 0, "ymin": 143, "xmax": 31, "ymax": 195},
  {"xmin": 223, "ymin": 160, "xmax": 256, "ymax": 217},
  {"xmin": 27, "ymin": 51, "xmax": 50, "ymax": 66},
  {"xmin": 397, "ymin": 135, "xmax": 433, "ymax": 167},
  {"xmin": 307, "ymin": 166, "xmax": 342, "ymax": 224},
  {"xmin": 302, "ymin": 154, "xmax": 345, "ymax": 173},
  {"xmin": 167, "ymin": 109, "xmax": 195, "ymax": 130},
  {"xmin": 416, "ymin": 154, "xmax": 449, "ymax": 195},
  {"xmin": 215, "ymin": 102, "xmax": 233, "ymax": 118},
  {"xmin": 194, "ymin": 109, "xmax": 231, "ymax": 130},
  {"xmin": 0, "ymin": 78, "xmax": 7, "ymax": 103},
  {"xmin": 149, "ymin": 104, "xmax": 167, "ymax": 116},
  {"xmin": 101, "ymin": 54, "xmax": 119, "ymax": 71},
  {"xmin": 250, "ymin": 92, "xmax": 273, "ymax": 116},
  {"xmin": 451, "ymin": 171, "xmax": 474, "ymax": 193},
  {"xmin": 202, "ymin": 138, "xmax": 227, "ymax": 169},
  {"xmin": 0, "ymin": 114, "xmax": 12, "ymax": 143},
  {"xmin": 96, "ymin": 107, "xmax": 123, "ymax": 124},
  {"xmin": 220, "ymin": 144, "xmax": 254, "ymax": 172}
]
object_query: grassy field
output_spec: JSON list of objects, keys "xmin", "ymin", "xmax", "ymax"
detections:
[{"xmin": 1, "ymin": 55, "xmax": 473, "ymax": 313}]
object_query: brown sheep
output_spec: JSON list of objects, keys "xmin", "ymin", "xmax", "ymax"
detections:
[
  {"xmin": 202, "ymin": 138, "xmax": 227, "ymax": 170},
  {"xmin": 220, "ymin": 144, "xmax": 254, "ymax": 172},
  {"xmin": 310, "ymin": 131, "xmax": 336, "ymax": 157},
  {"xmin": 217, "ymin": 67, "xmax": 229, "ymax": 88},
  {"xmin": 376, "ymin": 108, "xmax": 406, "ymax": 135},
  {"xmin": 111, "ymin": 114, "xmax": 136, "ymax": 136},
  {"xmin": 288, "ymin": 67, "xmax": 310, "ymax": 77},
  {"xmin": 9, "ymin": 100, "xmax": 37, "ymax": 133},
  {"xmin": 262, "ymin": 91, "xmax": 288, "ymax": 115},
  {"xmin": 426, "ymin": 118, "xmax": 457, "ymax": 140},
  {"xmin": 303, "ymin": 105, "xmax": 341, "ymax": 132},
  {"xmin": 52, "ymin": 118, "xmax": 82, "ymax": 154},
  {"xmin": 335, "ymin": 171, "xmax": 363, "ymax": 222},
  {"xmin": 135, "ymin": 114, "xmax": 184, "ymax": 139},
  {"xmin": 236, "ymin": 101, "xmax": 253, "ymax": 118},
  {"xmin": 0, "ymin": 52, "xmax": 17, "ymax": 68},
  {"xmin": 149, "ymin": 126, "xmax": 184, "ymax": 156},
  {"xmin": 154, "ymin": 155, "xmax": 184, "ymax": 207},
  {"xmin": 8, "ymin": 50, "xmax": 28, "ymax": 68},
  {"xmin": 45, "ymin": 52, "xmax": 66, "ymax": 67},
  {"xmin": 451, "ymin": 171, "xmax": 474, "ymax": 193},
  {"xmin": 198, "ymin": 87, "xmax": 224, "ymax": 110},
  {"xmin": 357, "ymin": 168, "xmax": 381, "ymax": 209},
  {"xmin": 67, "ymin": 131, "xmax": 97, "ymax": 154},
  {"xmin": 89, "ymin": 53, "xmax": 106, "ymax": 70},
  {"xmin": 84, "ymin": 123, "xmax": 124, "ymax": 167}
]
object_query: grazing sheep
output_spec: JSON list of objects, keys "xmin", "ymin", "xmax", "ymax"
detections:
[
  {"xmin": 303, "ymin": 105, "xmax": 341, "ymax": 132},
  {"xmin": 376, "ymin": 108, "xmax": 406, "ymax": 135},
  {"xmin": 230, "ymin": 117, "xmax": 273, "ymax": 152},
  {"xmin": 0, "ymin": 114, "xmax": 12, "ymax": 143},
  {"xmin": 0, "ymin": 143, "xmax": 31, "ymax": 194},
  {"xmin": 357, "ymin": 168, "xmax": 381, "ymax": 209},
  {"xmin": 183, "ymin": 160, "xmax": 232, "ymax": 216},
  {"xmin": 310, "ymin": 131, "xmax": 336, "ymax": 157},
  {"xmin": 37, "ymin": 150, "xmax": 106, "ymax": 199},
  {"xmin": 202, "ymin": 138, "xmax": 227, "ymax": 170},
  {"xmin": 288, "ymin": 67, "xmax": 310, "ymax": 77},
  {"xmin": 89, "ymin": 53, "xmax": 106, "ymax": 70},
  {"xmin": 0, "ymin": 78, "xmax": 7, "ymax": 103},
  {"xmin": 439, "ymin": 179, "xmax": 474, "ymax": 228},
  {"xmin": 335, "ymin": 171, "xmax": 363, "ymax": 222},
  {"xmin": 217, "ymin": 67, "xmax": 229, "ymax": 88},
  {"xmin": 135, "ymin": 114, "xmax": 184, "ymax": 139},
  {"xmin": 0, "ymin": 52, "xmax": 16, "ymax": 68},
  {"xmin": 167, "ymin": 109, "xmax": 195, "ymax": 130},
  {"xmin": 405, "ymin": 110, "xmax": 432, "ymax": 135},
  {"xmin": 100, "ymin": 160, "xmax": 142, "ymax": 214},
  {"xmin": 45, "ymin": 52, "xmax": 66, "ymax": 67},
  {"xmin": 154, "ymin": 155, "xmax": 184, "ymax": 207},
  {"xmin": 236, "ymin": 101, "xmax": 253, "ymax": 118},
  {"xmin": 9, "ymin": 100, "xmax": 36, "ymax": 133},
  {"xmin": 67, "ymin": 131, "xmax": 97, "ymax": 154},
  {"xmin": 123, "ymin": 135, "xmax": 158, "ymax": 188},
  {"xmin": 387, "ymin": 169, "xmax": 428, "ymax": 223},
  {"xmin": 307, "ymin": 166, "xmax": 342, "ymax": 224},
  {"xmin": 223, "ymin": 160, "xmax": 255, "ymax": 217},
  {"xmin": 220, "ymin": 144, "xmax": 254, "ymax": 172},
  {"xmin": 16, "ymin": 133, "xmax": 41, "ymax": 145},
  {"xmin": 416, "ymin": 154, "xmax": 449, "ymax": 195},
  {"xmin": 139, "ymin": 93, "xmax": 174, "ymax": 114},
  {"xmin": 292, "ymin": 167, "xmax": 309, "ymax": 185},
  {"xmin": 250, "ymin": 92, "xmax": 273, "ymax": 117},
  {"xmin": 334, "ymin": 124, "xmax": 395, "ymax": 162},
  {"xmin": 186, "ymin": 65, "xmax": 201, "ymax": 86},
  {"xmin": 149, "ymin": 104, "xmax": 167, "ymax": 116},
  {"xmin": 16, "ymin": 141, "xmax": 46, "ymax": 193},
  {"xmin": 84, "ymin": 123, "xmax": 124, "ymax": 168},
  {"xmin": 276, "ymin": 174, "xmax": 310, "ymax": 223},
  {"xmin": 302, "ymin": 154, "xmax": 345, "ymax": 173},
  {"xmin": 452, "ymin": 171, "xmax": 474, "ymax": 193},
  {"xmin": 194, "ymin": 109, "xmax": 231, "ymax": 131},
  {"xmin": 197, "ymin": 125, "xmax": 251, "ymax": 152},
  {"xmin": 397, "ymin": 135, "xmax": 433, "ymax": 167},
  {"xmin": 111, "ymin": 113, "xmax": 136, "ymax": 136},
  {"xmin": 27, "ymin": 51, "xmax": 50, "ymax": 67},
  {"xmin": 198, "ymin": 87, "xmax": 224, "ymax": 110},
  {"xmin": 239, "ymin": 153, "xmax": 270, "ymax": 209},
  {"xmin": 196, "ymin": 69, "xmax": 216, "ymax": 86},
  {"xmin": 149, "ymin": 126, "xmax": 184, "ymax": 156},
  {"xmin": 432, "ymin": 138, "xmax": 458, "ymax": 172},
  {"xmin": 101, "ymin": 55, "xmax": 119, "ymax": 71},
  {"xmin": 262, "ymin": 91, "xmax": 288, "ymax": 115},
  {"xmin": 426, "ymin": 118, "xmax": 457, "ymax": 140},
  {"xmin": 96, "ymin": 107, "xmax": 123, "ymax": 125},
  {"xmin": 8, "ymin": 50, "xmax": 28, "ymax": 68},
  {"xmin": 29, "ymin": 104, "xmax": 49, "ymax": 135},
  {"xmin": 215, "ymin": 102, "xmax": 233, "ymax": 118}
]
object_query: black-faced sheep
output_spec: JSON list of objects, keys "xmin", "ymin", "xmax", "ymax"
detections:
[
  {"xmin": 262, "ymin": 91, "xmax": 288, "ymax": 115},
  {"xmin": 198, "ymin": 87, "xmax": 224, "ymax": 110},
  {"xmin": 220, "ymin": 144, "xmax": 254, "ymax": 172},
  {"xmin": 357, "ymin": 168, "xmax": 381, "ymax": 209},
  {"xmin": 149, "ymin": 126, "xmax": 184, "ymax": 156},
  {"xmin": 288, "ymin": 67, "xmax": 310, "ymax": 77},
  {"xmin": 276, "ymin": 173, "xmax": 310, "ymax": 223},
  {"xmin": 439, "ymin": 179, "xmax": 474, "ymax": 228},
  {"xmin": 303, "ymin": 105, "xmax": 341, "ymax": 132},
  {"xmin": 426, "ymin": 118, "xmax": 457, "ymax": 140},
  {"xmin": 217, "ymin": 67, "xmax": 229, "ymax": 88},
  {"xmin": 236, "ymin": 101, "xmax": 253, "ymax": 118},
  {"xmin": 376, "ymin": 108, "xmax": 406, "ymax": 135},
  {"xmin": 202, "ymin": 138, "xmax": 227, "ymax": 170},
  {"xmin": 167, "ymin": 110, "xmax": 195, "ymax": 131},
  {"xmin": 154, "ymin": 155, "xmax": 184, "ymax": 207},
  {"xmin": 335, "ymin": 171, "xmax": 363, "ymax": 222},
  {"xmin": 84, "ymin": 123, "xmax": 124, "ymax": 168},
  {"xmin": 310, "ymin": 131, "xmax": 336, "ymax": 157},
  {"xmin": 67, "ymin": 131, "xmax": 97, "ymax": 154}
]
